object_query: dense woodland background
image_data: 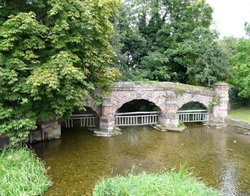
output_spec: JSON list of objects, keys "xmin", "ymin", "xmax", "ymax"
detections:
[{"xmin": 0, "ymin": 0, "xmax": 249, "ymax": 144}]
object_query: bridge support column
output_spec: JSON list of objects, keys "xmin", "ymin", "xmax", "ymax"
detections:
[
  {"xmin": 95, "ymin": 98, "xmax": 115, "ymax": 137},
  {"xmin": 210, "ymin": 82, "xmax": 229, "ymax": 124},
  {"xmin": 159, "ymin": 114, "xmax": 179, "ymax": 128},
  {"xmin": 159, "ymin": 100, "xmax": 179, "ymax": 129},
  {"xmin": 41, "ymin": 121, "xmax": 61, "ymax": 140}
]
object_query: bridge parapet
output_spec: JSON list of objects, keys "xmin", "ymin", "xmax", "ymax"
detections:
[{"xmin": 112, "ymin": 82, "xmax": 215, "ymax": 96}]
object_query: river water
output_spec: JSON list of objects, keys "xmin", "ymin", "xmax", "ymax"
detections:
[{"xmin": 33, "ymin": 124, "xmax": 250, "ymax": 196}]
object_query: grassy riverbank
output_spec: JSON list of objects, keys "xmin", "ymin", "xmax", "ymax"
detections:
[
  {"xmin": 93, "ymin": 169, "xmax": 219, "ymax": 196},
  {"xmin": 229, "ymin": 107, "xmax": 250, "ymax": 123},
  {"xmin": 0, "ymin": 147, "xmax": 51, "ymax": 195}
]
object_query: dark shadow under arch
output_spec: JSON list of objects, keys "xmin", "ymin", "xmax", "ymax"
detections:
[
  {"xmin": 116, "ymin": 99, "xmax": 161, "ymax": 113},
  {"xmin": 73, "ymin": 107, "xmax": 99, "ymax": 116},
  {"xmin": 179, "ymin": 101, "xmax": 207, "ymax": 111}
]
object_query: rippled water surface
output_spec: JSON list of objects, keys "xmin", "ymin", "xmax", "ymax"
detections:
[{"xmin": 33, "ymin": 124, "xmax": 250, "ymax": 195}]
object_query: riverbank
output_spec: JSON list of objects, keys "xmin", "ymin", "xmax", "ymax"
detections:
[
  {"xmin": 228, "ymin": 107, "xmax": 250, "ymax": 131},
  {"xmin": 0, "ymin": 147, "xmax": 51, "ymax": 195},
  {"xmin": 229, "ymin": 107, "xmax": 250, "ymax": 124}
]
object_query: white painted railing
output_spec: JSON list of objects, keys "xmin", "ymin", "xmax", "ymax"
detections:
[
  {"xmin": 177, "ymin": 110, "xmax": 208, "ymax": 122},
  {"xmin": 115, "ymin": 111, "xmax": 159, "ymax": 126},
  {"xmin": 66, "ymin": 114, "xmax": 97, "ymax": 128}
]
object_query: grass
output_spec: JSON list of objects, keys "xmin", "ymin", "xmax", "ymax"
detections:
[
  {"xmin": 0, "ymin": 146, "xmax": 52, "ymax": 195},
  {"xmin": 93, "ymin": 168, "xmax": 219, "ymax": 196},
  {"xmin": 229, "ymin": 107, "xmax": 250, "ymax": 123}
]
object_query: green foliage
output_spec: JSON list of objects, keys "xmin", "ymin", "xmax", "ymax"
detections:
[
  {"xmin": 139, "ymin": 51, "xmax": 170, "ymax": 81},
  {"xmin": 229, "ymin": 86, "xmax": 250, "ymax": 107},
  {"xmin": 231, "ymin": 38, "xmax": 250, "ymax": 98},
  {"xmin": 0, "ymin": 12, "xmax": 46, "ymax": 145},
  {"xmin": 0, "ymin": 0, "xmax": 121, "ymax": 145},
  {"xmin": 114, "ymin": 0, "xmax": 230, "ymax": 86},
  {"xmin": 0, "ymin": 147, "xmax": 51, "ymax": 195},
  {"xmin": 208, "ymin": 96, "xmax": 220, "ymax": 113},
  {"xmin": 217, "ymin": 36, "xmax": 238, "ymax": 59},
  {"xmin": 178, "ymin": 120, "xmax": 184, "ymax": 127},
  {"xmin": 187, "ymin": 38, "xmax": 230, "ymax": 87},
  {"xmin": 93, "ymin": 169, "xmax": 219, "ymax": 196},
  {"xmin": 180, "ymin": 102, "xmax": 207, "ymax": 110},
  {"xmin": 117, "ymin": 99, "xmax": 160, "ymax": 112}
]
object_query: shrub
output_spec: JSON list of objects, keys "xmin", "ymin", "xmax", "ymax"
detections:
[
  {"xmin": 0, "ymin": 147, "xmax": 51, "ymax": 195},
  {"xmin": 178, "ymin": 120, "xmax": 185, "ymax": 127},
  {"xmin": 93, "ymin": 169, "xmax": 219, "ymax": 196}
]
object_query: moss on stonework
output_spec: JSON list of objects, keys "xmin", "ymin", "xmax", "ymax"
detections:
[
  {"xmin": 113, "ymin": 81, "xmax": 215, "ymax": 96},
  {"xmin": 174, "ymin": 83, "xmax": 187, "ymax": 97},
  {"xmin": 208, "ymin": 96, "xmax": 220, "ymax": 112}
]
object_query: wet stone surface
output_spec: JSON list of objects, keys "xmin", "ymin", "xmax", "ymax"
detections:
[{"xmin": 32, "ymin": 124, "xmax": 250, "ymax": 196}]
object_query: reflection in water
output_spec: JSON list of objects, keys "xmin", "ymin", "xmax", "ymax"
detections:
[{"xmin": 32, "ymin": 124, "xmax": 250, "ymax": 196}]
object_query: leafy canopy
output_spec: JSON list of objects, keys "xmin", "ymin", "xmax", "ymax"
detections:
[
  {"xmin": 231, "ymin": 25, "xmax": 250, "ymax": 98},
  {"xmin": 0, "ymin": 0, "xmax": 121, "ymax": 145},
  {"xmin": 113, "ymin": 0, "xmax": 230, "ymax": 86}
]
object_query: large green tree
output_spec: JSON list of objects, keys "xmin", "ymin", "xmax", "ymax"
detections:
[
  {"xmin": 0, "ymin": 0, "xmax": 121, "ymax": 144},
  {"xmin": 114, "ymin": 0, "xmax": 230, "ymax": 86},
  {"xmin": 231, "ymin": 23, "xmax": 250, "ymax": 99}
]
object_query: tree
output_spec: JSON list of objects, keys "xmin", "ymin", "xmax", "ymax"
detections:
[
  {"xmin": 0, "ymin": 0, "xmax": 121, "ymax": 145},
  {"xmin": 231, "ymin": 38, "xmax": 250, "ymax": 98},
  {"xmin": 114, "ymin": 0, "xmax": 230, "ymax": 86}
]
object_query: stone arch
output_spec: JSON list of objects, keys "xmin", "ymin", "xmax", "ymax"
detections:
[
  {"xmin": 115, "ymin": 99, "xmax": 162, "ymax": 113},
  {"xmin": 176, "ymin": 94, "xmax": 212, "ymax": 110},
  {"xmin": 178, "ymin": 101, "xmax": 207, "ymax": 110},
  {"xmin": 85, "ymin": 98, "xmax": 101, "ymax": 116},
  {"xmin": 111, "ymin": 91, "xmax": 166, "ymax": 116}
]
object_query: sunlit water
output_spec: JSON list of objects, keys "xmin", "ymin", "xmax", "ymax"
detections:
[{"xmin": 32, "ymin": 124, "xmax": 250, "ymax": 195}]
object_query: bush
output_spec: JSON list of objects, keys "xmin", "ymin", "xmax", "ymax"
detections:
[
  {"xmin": 178, "ymin": 120, "xmax": 185, "ymax": 127},
  {"xmin": 0, "ymin": 147, "xmax": 51, "ymax": 195},
  {"xmin": 93, "ymin": 169, "xmax": 219, "ymax": 196}
]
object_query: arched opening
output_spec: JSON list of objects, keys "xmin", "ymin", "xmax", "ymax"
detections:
[
  {"xmin": 72, "ymin": 107, "xmax": 98, "ymax": 115},
  {"xmin": 179, "ymin": 102, "xmax": 207, "ymax": 110},
  {"xmin": 65, "ymin": 107, "xmax": 99, "ymax": 129},
  {"xmin": 178, "ymin": 102, "xmax": 208, "ymax": 123},
  {"xmin": 117, "ymin": 99, "xmax": 161, "ymax": 113},
  {"xmin": 115, "ymin": 99, "xmax": 161, "ymax": 127}
]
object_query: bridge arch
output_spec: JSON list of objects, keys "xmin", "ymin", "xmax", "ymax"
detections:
[
  {"xmin": 65, "ymin": 106, "xmax": 100, "ymax": 129},
  {"xmin": 114, "ymin": 99, "xmax": 161, "ymax": 127},
  {"xmin": 85, "ymin": 98, "xmax": 101, "ymax": 116},
  {"xmin": 116, "ymin": 99, "xmax": 161, "ymax": 113},
  {"xmin": 111, "ymin": 92, "xmax": 166, "ymax": 117},
  {"xmin": 176, "ymin": 94, "xmax": 212, "ymax": 110},
  {"xmin": 178, "ymin": 101, "xmax": 207, "ymax": 111}
]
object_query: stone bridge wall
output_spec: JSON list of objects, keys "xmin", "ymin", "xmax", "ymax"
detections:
[{"xmin": 85, "ymin": 82, "xmax": 229, "ymax": 136}]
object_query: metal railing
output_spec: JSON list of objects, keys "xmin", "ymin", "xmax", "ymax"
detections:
[
  {"xmin": 177, "ymin": 110, "xmax": 208, "ymax": 122},
  {"xmin": 66, "ymin": 114, "xmax": 98, "ymax": 128},
  {"xmin": 115, "ymin": 111, "xmax": 159, "ymax": 126}
]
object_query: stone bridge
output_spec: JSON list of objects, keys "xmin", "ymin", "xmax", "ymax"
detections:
[{"xmin": 85, "ymin": 81, "xmax": 229, "ymax": 136}]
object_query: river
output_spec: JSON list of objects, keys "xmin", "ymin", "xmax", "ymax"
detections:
[{"xmin": 32, "ymin": 124, "xmax": 250, "ymax": 195}]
